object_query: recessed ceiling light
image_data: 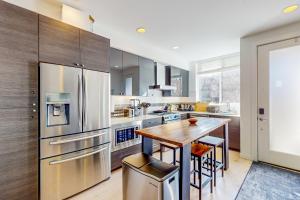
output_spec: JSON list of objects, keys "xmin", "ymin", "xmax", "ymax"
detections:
[
  {"xmin": 136, "ymin": 27, "xmax": 146, "ymax": 33},
  {"xmin": 172, "ymin": 46, "xmax": 179, "ymax": 50},
  {"xmin": 114, "ymin": 65, "xmax": 120, "ymax": 68},
  {"xmin": 283, "ymin": 5, "xmax": 298, "ymax": 14}
]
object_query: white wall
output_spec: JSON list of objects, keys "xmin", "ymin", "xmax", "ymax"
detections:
[
  {"xmin": 3, "ymin": 0, "xmax": 61, "ymax": 20},
  {"xmin": 240, "ymin": 21, "xmax": 300, "ymax": 160},
  {"xmin": 111, "ymin": 95, "xmax": 194, "ymax": 112}
]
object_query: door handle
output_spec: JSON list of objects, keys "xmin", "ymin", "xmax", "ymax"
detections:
[
  {"xmin": 49, "ymin": 131, "xmax": 108, "ymax": 145},
  {"xmin": 49, "ymin": 146, "xmax": 108, "ymax": 165},
  {"xmin": 258, "ymin": 117, "xmax": 267, "ymax": 121}
]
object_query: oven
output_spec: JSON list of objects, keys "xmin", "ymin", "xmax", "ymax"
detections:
[
  {"xmin": 111, "ymin": 121, "xmax": 142, "ymax": 152},
  {"xmin": 162, "ymin": 113, "xmax": 181, "ymax": 124}
]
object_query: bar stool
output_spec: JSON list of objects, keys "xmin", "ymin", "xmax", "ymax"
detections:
[
  {"xmin": 190, "ymin": 143, "xmax": 213, "ymax": 200},
  {"xmin": 198, "ymin": 136, "xmax": 225, "ymax": 187},
  {"xmin": 159, "ymin": 142, "xmax": 179, "ymax": 165}
]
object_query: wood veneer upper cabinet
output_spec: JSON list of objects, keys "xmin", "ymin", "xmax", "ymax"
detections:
[
  {"xmin": 39, "ymin": 15, "xmax": 80, "ymax": 67},
  {"xmin": 0, "ymin": 1, "xmax": 38, "ymax": 199},
  {"xmin": 80, "ymin": 30, "xmax": 110, "ymax": 72},
  {"xmin": 0, "ymin": 1, "xmax": 38, "ymax": 109}
]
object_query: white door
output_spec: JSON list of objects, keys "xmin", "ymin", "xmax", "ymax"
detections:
[{"xmin": 258, "ymin": 38, "xmax": 300, "ymax": 171}]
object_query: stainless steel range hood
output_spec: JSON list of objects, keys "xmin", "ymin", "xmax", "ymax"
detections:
[{"xmin": 149, "ymin": 62, "xmax": 176, "ymax": 90}]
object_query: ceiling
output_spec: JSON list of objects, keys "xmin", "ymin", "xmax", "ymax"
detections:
[{"xmin": 58, "ymin": 0, "xmax": 300, "ymax": 63}]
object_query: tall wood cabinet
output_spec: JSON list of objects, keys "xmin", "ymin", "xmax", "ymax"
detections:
[
  {"xmin": 0, "ymin": 1, "xmax": 38, "ymax": 199},
  {"xmin": 39, "ymin": 15, "xmax": 81, "ymax": 67},
  {"xmin": 80, "ymin": 30, "xmax": 110, "ymax": 72},
  {"xmin": 39, "ymin": 16, "xmax": 110, "ymax": 72}
]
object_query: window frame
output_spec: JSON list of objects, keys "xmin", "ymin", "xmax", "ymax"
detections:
[{"xmin": 197, "ymin": 59, "xmax": 240, "ymax": 104}]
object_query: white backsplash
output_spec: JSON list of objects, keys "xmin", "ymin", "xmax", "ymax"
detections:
[{"xmin": 111, "ymin": 94, "xmax": 194, "ymax": 112}]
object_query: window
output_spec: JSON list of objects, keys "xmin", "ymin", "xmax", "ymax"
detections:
[
  {"xmin": 222, "ymin": 69, "xmax": 240, "ymax": 103},
  {"xmin": 198, "ymin": 72, "xmax": 221, "ymax": 103},
  {"xmin": 196, "ymin": 54, "xmax": 240, "ymax": 113}
]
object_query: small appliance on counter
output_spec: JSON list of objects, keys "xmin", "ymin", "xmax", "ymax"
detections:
[
  {"xmin": 122, "ymin": 153, "xmax": 179, "ymax": 200},
  {"xmin": 178, "ymin": 103, "xmax": 193, "ymax": 111},
  {"xmin": 127, "ymin": 108, "xmax": 135, "ymax": 118},
  {"xmin": 129, "ymin": 98, "xmax": 141, "ymax": 116}
]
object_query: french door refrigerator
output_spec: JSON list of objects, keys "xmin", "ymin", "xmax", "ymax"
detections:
[{"xmin": 39, "ymin": 63, "xmax": 111, "ymax": 200}]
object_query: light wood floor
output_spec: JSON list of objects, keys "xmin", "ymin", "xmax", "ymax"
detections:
[{"xmin": 70, "ymin": 149, "xmax": 252, "ymax": 200}]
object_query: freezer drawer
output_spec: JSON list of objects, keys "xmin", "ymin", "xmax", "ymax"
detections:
[
  {"xmin": 40, "ymin": 129, "xmax": 111, "ymax": 159},
  {"xmin": 83, "ymin": 69, "xmax": 110, "ymax": 132},
  {"xmin": 40, "ymin": 143, "xmax": 111, "ymax": 200},
  {"xmin": 40, "ymin": 63, "xmax": 82, "ymax": 138}
]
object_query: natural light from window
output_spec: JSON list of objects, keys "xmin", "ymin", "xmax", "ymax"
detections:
[{"xmin": 196, "ymin": 53, "xmax": 240, "ymax": 114}]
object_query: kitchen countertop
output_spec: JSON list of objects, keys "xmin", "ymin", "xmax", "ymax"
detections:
[
  {"xmin": 179, "ymin": 111, "xmax": 240, "ymax": 117},
  {"xmin": 111, "ymin": 114, "xmax": 162, "ymax": 126},
  {"xmin": 111, "ymin": 111, "xmax": 239, "ymax": 126}
]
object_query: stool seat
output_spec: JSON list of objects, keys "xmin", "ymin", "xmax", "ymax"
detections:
[
  {"xmin": 191, "ymin": 143, "xmax": 212, "ymax": 157},
  {"xmin": 198, "ymin": 136, "xmax": 224, "ymax": 146}
]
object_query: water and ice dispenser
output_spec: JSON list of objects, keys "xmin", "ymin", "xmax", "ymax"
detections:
[{"xmin": 46, "ymin": 93, "xmax": 71, "ymax": 127}]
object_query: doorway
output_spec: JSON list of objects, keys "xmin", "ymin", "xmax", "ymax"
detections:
[{"xmin": 258, "ymin": 38, "xmax": 300, "ymax": 171}]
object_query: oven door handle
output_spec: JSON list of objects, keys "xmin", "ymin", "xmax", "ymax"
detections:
[
  {"xmin": 49, "ymin": 131, "xmax": 107, "ymax": 145},
  {"xmin": 49, "ymin": 147, "xmax": 108, "ymax": 165}
]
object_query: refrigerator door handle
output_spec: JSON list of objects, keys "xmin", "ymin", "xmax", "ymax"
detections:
[
  {"xmin": 49, "ymin": 131, "xmax": 108, "ymax": 145},
  {"xmin": 78, "ymin": 73, "xmax": 82, "ymax": 131},
  {"xmin": 82, "ymin": 72, "xmax": 86, "ymax": 130},
  {"xmin": 49, "ymin": 146, "xmax": 108, "ymax": 165}
]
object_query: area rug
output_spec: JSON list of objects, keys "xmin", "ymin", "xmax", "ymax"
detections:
[{"xmin": 235, "ymin": 162, "xmax": 300, "ymax": 200}]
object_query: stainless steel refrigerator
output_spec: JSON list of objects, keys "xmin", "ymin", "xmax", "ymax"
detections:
[{"xmin": 39, "ymin": 63, "xmax": 111, "ymax": 200}]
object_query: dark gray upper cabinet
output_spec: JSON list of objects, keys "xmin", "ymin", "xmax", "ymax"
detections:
[
  {"xmin": 110, "ymin": 48, "xmax": 188, "ymax": 97},
  {"xmin": 181, "ymin": 69, "xmax": 189, "ymax": 97},
  {"xmin": 122, "ymin": 52, "xmax": 139, "ymax": 96},
  {"xmin": 110, "ymin": 48, "xmax": 123, "ymax": 95},
  {"xmin": 139, "ymin": 57, "xmax": 155, "ymax": 96}
]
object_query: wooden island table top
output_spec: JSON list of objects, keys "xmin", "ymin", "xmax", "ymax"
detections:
[{"xmin": 135, "ymin": 117, "xmax": 231, "ymax": 147}]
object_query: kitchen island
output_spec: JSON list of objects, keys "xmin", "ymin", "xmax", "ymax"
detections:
[{"xmin": 135, "ymin": 117, "xmax": 231, "ymax": 200}]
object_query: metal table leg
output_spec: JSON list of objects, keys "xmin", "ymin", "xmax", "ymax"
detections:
[
  {"xmin": 179, "ymin": 143, "xmax": 191, "ymax": 200},
  {"xmin": 142, "ymin": 136, "xmax": 153, "ymax": 155},
  {"xmin": 223, "ymin": 123, "xmax": 229, "ymax": 170}
]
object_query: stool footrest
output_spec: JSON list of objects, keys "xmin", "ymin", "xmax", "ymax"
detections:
[
  {"xmin": 203, "ymin": 159, "xmax": 224, "ymax": 171},
  {"xmin": 190, "ymin": 175, "xmax": 213, "ymax": 189}
]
